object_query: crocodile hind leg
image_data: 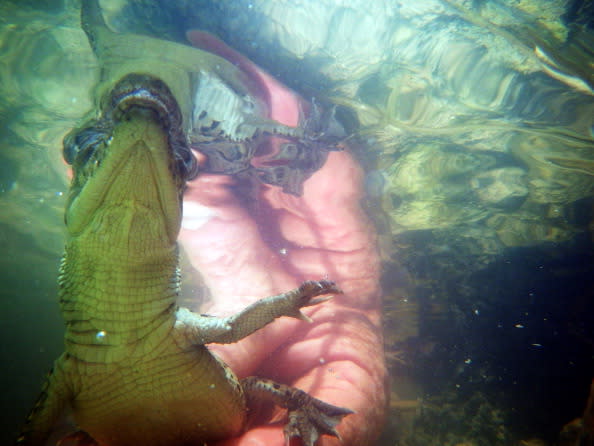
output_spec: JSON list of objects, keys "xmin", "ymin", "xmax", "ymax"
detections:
[
  {"xmin": 241, "ymin": 377, "xmax": 354, "ymax": 446},
  {"xmin": 174, "ymin": 280, "xmax": 352, "ymax": 445},
  {"xmin": 17, "ymin": 353, "xmax": 74, "ymax": 446}
]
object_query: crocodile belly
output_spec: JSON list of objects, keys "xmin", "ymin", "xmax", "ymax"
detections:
[{"xmin": 71, "ymin": 346, "xmax": 246, "ymax": 446}]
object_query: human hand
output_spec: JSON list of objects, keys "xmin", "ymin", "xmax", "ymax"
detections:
[{"xmin": 180, "ymin": 31, "xmax": 388, "ymax": 446}]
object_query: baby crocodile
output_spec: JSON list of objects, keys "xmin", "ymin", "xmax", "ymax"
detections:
[{"xmin": 16, "ymin": 73, "xmax": 351, "ymax": 445}]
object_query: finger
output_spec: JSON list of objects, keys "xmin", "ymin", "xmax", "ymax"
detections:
[{"xmin": 184, "ymin": 31, "xmax": 387, "ymax": 446}]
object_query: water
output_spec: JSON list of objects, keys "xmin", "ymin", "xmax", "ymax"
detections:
[{"xmin": 1, "ymin": 1, "xmax": 593, "ymax": 445}]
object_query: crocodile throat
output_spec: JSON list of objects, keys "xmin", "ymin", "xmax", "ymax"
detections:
[{"xmin": 59, "ymin": 74, "xmax": 192, "ymax": 363}]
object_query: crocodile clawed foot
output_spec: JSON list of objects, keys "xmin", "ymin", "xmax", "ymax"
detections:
[
  {"xmin": 299, "ymin": 280, "xmax": 342, "ymax": 304},
  {"xmin": 284, "ymin": 393, "xmax": 354, "ymax": 446},
  {"xmin": 300, "ymin": 99, "xmax": 347, "ymax": 149},
  {"xmin": 242, "ymin": 377, "xmax": 354, "ymax": 446},
  {"xmin": 285, "ymin": 280, "xmax": 342, "ymax": 322},
  {"xmin": 256, "ymin": 101, "xmax": 347, "ymax": 196}
]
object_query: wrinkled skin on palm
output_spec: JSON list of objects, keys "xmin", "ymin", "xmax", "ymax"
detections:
[{"xmin": 175, "ymin": 27, "xmax": 388, "ymax": 446}]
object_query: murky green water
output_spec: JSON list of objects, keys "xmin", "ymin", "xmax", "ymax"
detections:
[{"xmin": 1, "ymin": 1, "xmax": 593, "ymax": 444}]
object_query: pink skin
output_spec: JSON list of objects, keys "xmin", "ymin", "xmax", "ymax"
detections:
[{"xmin": 182, "ymin": 32, "xmax": 388, "ymax": 445}]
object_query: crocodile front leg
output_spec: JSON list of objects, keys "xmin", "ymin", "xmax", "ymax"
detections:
[
  {"xmin": 174, "ymin": 280, "xmax": 341, "ymax": 345},
  {"xmin": 173, "ymin": 280, "xmax": 353, "ymax": 445}
]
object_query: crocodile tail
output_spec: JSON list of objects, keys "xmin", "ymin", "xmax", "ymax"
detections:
[{"xmin": 16, "ymin": 355, "xmax": 72, "ymax": 446}]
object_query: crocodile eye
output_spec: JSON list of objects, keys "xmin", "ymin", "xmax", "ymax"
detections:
[
  {"xmin": 175, "ymin": 142, "xmax": 199, "ymax": 181},
  {"xmin": 63, "ymin": 125, "xmax": 110, "ymax": 165}
]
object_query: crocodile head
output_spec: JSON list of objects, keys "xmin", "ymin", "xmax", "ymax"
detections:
[{"xmin": 62, "ymin": 73, "xmax": 198, "ymax": 248}]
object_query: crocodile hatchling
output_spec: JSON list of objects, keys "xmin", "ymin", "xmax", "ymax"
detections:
[{"xmin": 16, "ymin": 3, "xmax": 352, "ymax": 446}]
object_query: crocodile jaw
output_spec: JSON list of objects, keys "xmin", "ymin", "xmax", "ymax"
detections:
[{"xmin": 65, "ymin": 108, "xmax": 182, "ymax": 248}]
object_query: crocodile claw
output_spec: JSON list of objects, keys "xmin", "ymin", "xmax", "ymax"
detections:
[
  {"xmin": 298, "ymin": 280, "xmax": 342, "ymax": 299},
  {"xmin": 242, "ymin": 377, "xmax": 354, "ymax": 446},
  {"xmin": 255, "ymin": 138, "xmax": 332, "ymax": 196},
  {"xmin": 287, "ymin": 280, "xmax": 343, "ymax": 322},
  {"xmin": 254, "ymin": 100, "xmax": 346, "ymax": 195},
  {"xmin": 284, "ymin": 396, "xmax": 355, "ymax": 446},
  {"xmin": 192, "ymin": 90, "xmax": 346, "ymax": 196},
  {"xmin": 199, "ymin": 139, "xmax": 255, "ymax": 175}
]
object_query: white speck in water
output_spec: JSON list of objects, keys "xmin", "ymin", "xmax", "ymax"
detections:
[
  {"xmin": 515, "ymin": 323, "xmax": 524, "ymax": 328},
  {"xmin": 95, "ymin": 330, "xmax": 106, "ymax": 341},
  {"xmin": 279, "ymin": 247, "xmax": 288, "ymax": 256},
  {"xmin": 531, "ymin": 343, "xmax": 543, "ymax": 348},
  {"xmin": 55, "ymin": 191, "xmax": 63, "ymax": 197},
  {"xmin": 473, "ymin": 309, "xmax": 480, "ymax": 315},
  {"xmin": 464, "ymin": 358, "xmax": 472, "ymax": 364}
]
